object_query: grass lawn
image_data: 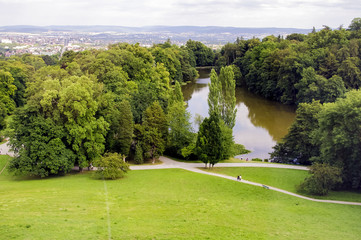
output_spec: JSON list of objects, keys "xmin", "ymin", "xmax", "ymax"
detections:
[
  {"xmin": 0, "ymin": 155, "xmax": 10, "ymax": 173},
  {"xmin": 206, "ymin": 167, "xmax": 361, "ymax": 203},
  {"xmin": 1, "ymin": 166, "xmax": 361, "ymax": 239}
]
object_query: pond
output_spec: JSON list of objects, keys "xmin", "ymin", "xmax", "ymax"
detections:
[{"xmin": 181, "ymin": 67, "xmax": 296, "ymax": 159}]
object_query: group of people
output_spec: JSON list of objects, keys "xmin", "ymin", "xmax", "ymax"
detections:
[{"xmin": 237, "ymin": 175, "xmax": 242, "ymax": 181}]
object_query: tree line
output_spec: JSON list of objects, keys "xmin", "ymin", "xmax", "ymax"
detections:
[
  {"xmin": 214, "ymin": 18, "xmax": 361, "ymax": 194},
  {"xmin": 0, "ymin": 39, "xmax": 240, "ymax": 178}
]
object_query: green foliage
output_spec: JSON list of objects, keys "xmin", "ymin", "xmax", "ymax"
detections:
[
  {"xmin": 8, "ymin": 106, "xmax": 75, "ymax": 177},
  {"xmin": 231, "ymin": 144, "xmax": 251, "ymax": 156},
  {"xmin": 134, "ymin": 143, "xmax": 144, "ymax": 165},
  {"xmin": 167, "ymin": 101, "xmax": 195, "ymax": 157},
  {"xmin": 204, "ymin": 67, "xmax": 238, "ymax": 163},
  {"xmin": 349, "ymin": 18, "xmax": 361, "ymax": 31},
  {"xmin": 315, "ymin": 90, "xmax": 361, "ymax": 189},
  {"xmin": 271, "ymin": 101, "xmax": 323, "ymax": 165},
  {"xmin": 142, "ymin": 101, "xmax": 168, "ymax": 163},
  {"xmin": 219, "ymin": 66, "xmax": 237, "ymax": 128},
  {"xmin": 196, "ymin": 113, "xmax": 223, "ymax": 167},
  {"xmin": 216, "ymin": 19, "xmax": 361, "ymax": 106},
  {"xmin": 105, "ymin": 100, "xmax": 134, "ymax": 156},
  {"xmin": 186, "ymin": 40, "xmax": 215, "ymax": 66},
  {"xmin": 297, "ymin": 163, "xmax": 342, "ymax": 195},
  {"xmin": 295, "ymin": 67, "xmax": 345, "ymax": 104},
  {"xmin": 94, "ymin": 152, "xmax": 130, "ymax": 179},
  {"xmin": 207, "ymin": 69, "xmax": 221, "ymax": 116},
  {"xmin": 0, "ymin": 69, "xmax": 17, "ymax": 128}
]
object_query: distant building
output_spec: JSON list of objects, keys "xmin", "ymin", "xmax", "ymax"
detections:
[{"xmin": 1, "ymin": 39, "xmax": 12, "ymax": 44}]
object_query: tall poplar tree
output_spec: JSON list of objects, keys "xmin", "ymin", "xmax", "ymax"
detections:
[
  {"xmin": 208, "ymin": 69, "xmax": 221, "ymax": 116},
  {"xmin": 219, "ymin": 66, "xmax": 237, "ymax": 129}
]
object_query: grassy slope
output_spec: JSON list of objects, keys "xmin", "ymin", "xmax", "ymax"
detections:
[
  {"xmin": 207, "ymin": 167, "xmax": 361, "ymax": 203},
  {"xmin": 0, "ymin": 155, "xmax": 10, "ymax": 173},
  {"xmin": 1, "ymin": 168, "xmax": 361, "ymax": 239}
]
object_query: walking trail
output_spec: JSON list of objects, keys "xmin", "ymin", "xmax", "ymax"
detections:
[
  {"xmin": 1, "ymin": 140, "xmax": 360, "ymax": 206},
  {"xmin": 130, "ymin": 156, "xmax": 361, "ymax": 206}
]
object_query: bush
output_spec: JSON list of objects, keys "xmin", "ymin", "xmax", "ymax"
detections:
[
  {"xmin": 94, "ymin": 152, "xmax": 130, "ymax": 180},
  {"xmin": 134, "ymin": 143, "xmax": 144, "ymax": 165},
  {"xmin": 252, "ymin": 158, "xmax": 262, "ymax": 162},
  {"xmin": 297, "ymin": 163, "xmax": 342, "ymax": 195}
]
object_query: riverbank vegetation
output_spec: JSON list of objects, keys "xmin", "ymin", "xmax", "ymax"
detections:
[
  {"xmin": 213, "ymin": 18, "xmax": 361, "ymax": 194},
  {"xmin": 1, "ymin": 17, "xmax": 361, "ymax": 198},
  {"xmin": 0, "ymin": 39, "xmax": 244, "ymax": 177}
]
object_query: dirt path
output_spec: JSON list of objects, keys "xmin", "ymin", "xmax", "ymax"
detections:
[{"xmin": 130, "ymin": 156, "xmax": 361, "ymax": 206}]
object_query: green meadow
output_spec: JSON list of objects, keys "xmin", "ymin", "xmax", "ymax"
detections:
[
  {"xmin": 207, "ymin": 167, "xmax": 361, "ymax": 203},
  {"xmin": 1, "ymin": 157, "xmax": 361, "ymax": 239}
]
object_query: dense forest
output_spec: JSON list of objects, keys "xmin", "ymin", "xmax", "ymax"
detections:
[
  {"xmin": 1, "ymin": 18, "xmax": 361, "ymax": 192},
  {"xmin": 0, "ymin": 39, "xmax": 236, "ymax": 178},
  {"xmin": 214, "ymin": 18, "xmax": 361, "ymax": 192}
]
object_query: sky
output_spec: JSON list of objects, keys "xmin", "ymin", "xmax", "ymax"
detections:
[{"xmin": 0, "ymin": 0, "xmax": 360, "ymax": 29}]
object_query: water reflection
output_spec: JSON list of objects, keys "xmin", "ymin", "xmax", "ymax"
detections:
[{"xmin": 182, "ymin": 68, "xmax": 296, "ymax": 159}]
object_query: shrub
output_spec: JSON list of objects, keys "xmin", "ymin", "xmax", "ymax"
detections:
[
  {"xmin": 252, "ymin": 158, "xmax": 262, "ymax": 162},
  {"xmin": 134, "ymin": 143, "xmax": 144, "ymax": 165},
  {"xmin": 297, "ymin": 163, "xmax": 342, "ymax": 195},
  {"xmin": 94, "ymin": 152, "xmax": 130, "ymax": 180}
]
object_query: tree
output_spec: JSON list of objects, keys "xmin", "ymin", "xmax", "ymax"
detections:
[
  {"xmin": 58, "ymin": 76, "xmax": 109, "ymax": 169},
  {"xmin": 208, "ymin": 69, "xmax": 221, "ymax": 116},
  {"xmin": 295, "ymin": 67, "xmax": 345, "ymax": 104},
  {"xmin": 167, "ymin": 101, "xmax": 195, "ymax": 157},
  {"xmin": 186, "ymin": 40, "xmax": 215, "ymax": 66},
  {"xmin": 297, "ymin": 163, "xmax": 342, "ymax": 195},
  {"xmin": 142, "ymin": 101, "xmax": 168, "ymax": 163},
  {"xmin": 0, "ymin": 70, "xmax": 17, "ymax": 116},
  {"xmin": 219, "ymin": 66, "xmax": 237, "ymax": 128},
  {"xmin": 170, "ymin": 81, "xmax": 183, "ymax": 104},
  {"xmin": 8, "ymin": 106, "xmax": 75, "ymax": 177},
  {"xmin": 195, "ymin": 113, "xmax": 223, "ymax": 167},
  {"xmin": 106, "ymin": 100, "xmax": 134, "ymax": 157},
  {"xmin": 337, "ymin": 57, "xmax": 361, "ymax": 89},
  {"xmin": 271, "ymin": 101, "xmax": 323, "ymax": 165},
  {"xmin": 134, "ymin": 143, "xmax": 144, "ymax": 164},
  {"xmin": 315, "ymin": 90, "xmax": 361, "ymax": 189},
  {"xmin": 348, "ymin": 18, "xmax": 361, "ymax": 31},
  {"xmin": 94, "ymin": 152, "xmax": 130, "ymax": 180}
]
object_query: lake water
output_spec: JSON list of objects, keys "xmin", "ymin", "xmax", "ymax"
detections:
[{"xmin": 182, "ymin": 67, "xmax": 296, "ymax": 159}]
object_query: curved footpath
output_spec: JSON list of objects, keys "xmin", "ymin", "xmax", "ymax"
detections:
[
  {"xmin": 131, "ymin": 156, "xmax": 361, "ymax": 206},
  {"xmin": 1, "ymin": 142, "xmax": 361, "ymax": 206}
]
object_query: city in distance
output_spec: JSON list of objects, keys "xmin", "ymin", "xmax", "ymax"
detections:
[{"xmin": 0, "ymin": 25, "xmax": 312, "ymax": 56}]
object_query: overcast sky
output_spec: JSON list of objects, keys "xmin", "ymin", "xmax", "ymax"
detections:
[{"xmin": 0, "ymin": 0, "xmax": 360, "ymax": 29}]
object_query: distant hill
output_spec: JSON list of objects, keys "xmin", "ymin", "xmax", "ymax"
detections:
[{"xmin": 0, "ymin": 25, "xmax": 312, "ymax": 35}]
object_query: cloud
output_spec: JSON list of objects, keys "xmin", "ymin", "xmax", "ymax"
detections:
[{"xmin": 0, "ymin": 0, "xmax": 359, "ymax": 27}]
